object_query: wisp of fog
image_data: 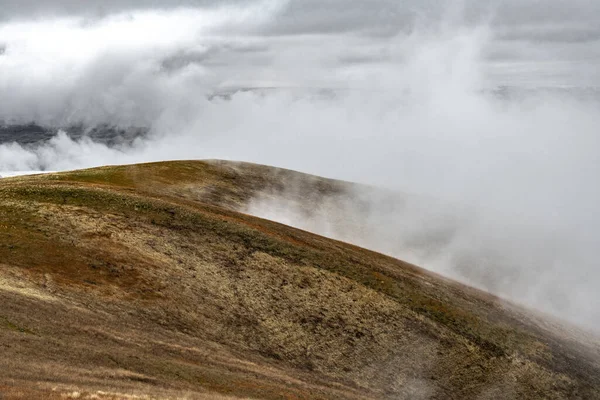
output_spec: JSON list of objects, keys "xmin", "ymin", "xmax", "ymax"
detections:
[{"xmin": 0, "ymin": 0, "xmax": 599, "ymax": 331}]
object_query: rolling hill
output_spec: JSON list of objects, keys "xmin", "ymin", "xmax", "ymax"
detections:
[{"xmin": 0, "ymin": 160, "xmax": 599, "ymax": 399}]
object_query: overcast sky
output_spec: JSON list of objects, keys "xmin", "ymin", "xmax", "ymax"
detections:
[
  {"xmin": 1, "ymin": 0, "xmax": 600, "ymax": 36},
  {"xmin": 2, "ymin": 0, "xmax": 600, "ymax": 44},
  {"xmin": 1, "ymin": 0, "xmax": 598, "ymax": 89},
  {"xmin": 0, "ymin": 0, "xmax": 598, "ymax": 128}
]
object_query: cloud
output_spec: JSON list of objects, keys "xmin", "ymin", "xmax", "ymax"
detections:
[
  {"xmin": 240, "ymin": 92, "xmax": 600, "ymax": 330},
  {"xmin": 0, "ymin": 0, "xmax": 249, "ymax": 20},
  {"xmin": 2, "ymin": 0, "xmax": 600, "ymax": 43},
  {"xmin": 0, "ymin": 1, "xmax": 291, "ymax": 126},
  {"xmin": 0, "ymin": 0, "xmax": 599, "ymax": 333}
]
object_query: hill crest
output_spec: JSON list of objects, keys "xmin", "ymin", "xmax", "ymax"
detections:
[{"xmin": 0, "ymin": 160, "xmax": 599, "ymax": 399}]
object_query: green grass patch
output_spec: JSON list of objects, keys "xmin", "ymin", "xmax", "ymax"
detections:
[{"xmin": 0, "ymin": 316, "xmax": 34, "ymax": 335}]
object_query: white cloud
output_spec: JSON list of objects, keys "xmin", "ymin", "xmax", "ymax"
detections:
[{"xmin": 0, "ymin": 0, "xmax": 599, "ymax": 332}]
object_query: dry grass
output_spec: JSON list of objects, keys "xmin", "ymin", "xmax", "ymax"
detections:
[{"xmin": 0, "ymin": 160, "xmax": 599, "ymax": 399}]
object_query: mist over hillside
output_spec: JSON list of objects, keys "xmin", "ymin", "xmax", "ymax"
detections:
[
  {"xmin": 1, "ymin": 160, "xmax": 599, "ymax": 399},
  {"xmin": 1, "ymin": 0, "xmax": 599, "ymax": 334}
]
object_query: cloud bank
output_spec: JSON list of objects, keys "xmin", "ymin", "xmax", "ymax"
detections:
[{"xmin": 0, "ymin": 0, "xmax": 599, "ymax": 331}]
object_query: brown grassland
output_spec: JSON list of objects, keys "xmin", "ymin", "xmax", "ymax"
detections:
[{"xmin": 0, "ymin": 160, "xmax": 599, "ymax": 399}]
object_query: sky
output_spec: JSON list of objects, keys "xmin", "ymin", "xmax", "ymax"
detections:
[
  {"xmin": 0, "ymin": 0, "xmax": 599, "ymax": 331},
  {"xmin": 1, "ymin": 0, "xmax": 599, "ymax": 90}
]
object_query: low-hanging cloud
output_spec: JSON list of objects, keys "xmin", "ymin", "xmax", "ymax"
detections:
[{"xmin": 0, "ymin": 0, "xmax": 599, "ymax": 332}]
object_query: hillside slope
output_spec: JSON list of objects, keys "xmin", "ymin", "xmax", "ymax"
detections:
[{"xmin": 0, "ymin": 160, "xmax": 599, "ymax": 399}]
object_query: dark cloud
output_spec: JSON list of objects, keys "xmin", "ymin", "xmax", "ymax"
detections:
[
  {"xmin": 0, "ymin": 0, "xmax": 243, "ymax": 19},
  {"xmin": 160, "ymin": 42, "xmax": 271, "ymax": 72},
  {"xmin": 493, "ymin": 0, "xmax": 600, "ymax": 25},
  {"xmin": 337, "ymin": 53, "xmax": 391, "ymax": 66},
  {"xmin": 2, "ymin": 0, "xmax": 600, "ymax": 45},
  {"xmin": 499, "ymin": 25, "xmax": 600, "ymax": 44}
]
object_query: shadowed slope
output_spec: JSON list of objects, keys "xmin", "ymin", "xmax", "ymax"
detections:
[{"xmin": 0, "ymin": 160, "xmax": 599, "ymax": 399}]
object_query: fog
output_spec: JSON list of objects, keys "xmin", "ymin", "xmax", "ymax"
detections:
[{"xmin": 0, "ymin": 0, "xmax": 599, "ymax": 331}]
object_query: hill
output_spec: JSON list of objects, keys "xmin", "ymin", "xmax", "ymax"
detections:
[{"xmin": 0, "ymin": 160, "xmax": 599, "ymax": 399}]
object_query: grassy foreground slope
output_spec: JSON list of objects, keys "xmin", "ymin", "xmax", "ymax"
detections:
[{"xmin": 0, "ymin": 160, "xmax": 599, "ymax": 399}]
